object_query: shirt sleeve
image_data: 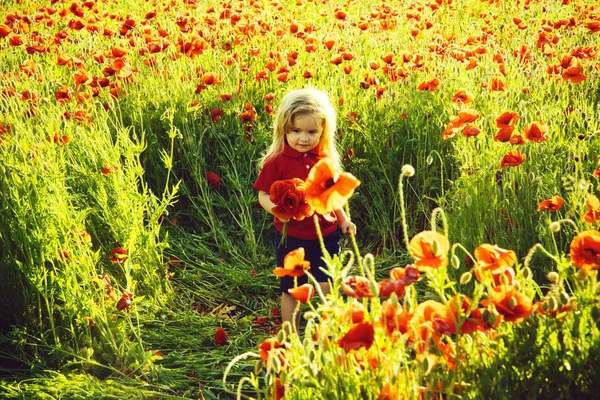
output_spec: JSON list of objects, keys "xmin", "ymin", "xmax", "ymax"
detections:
[{"xmin": 253, "ymin": 158, "xmax": 280, "ymax": 193}]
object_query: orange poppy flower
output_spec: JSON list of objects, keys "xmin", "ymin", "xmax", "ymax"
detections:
[
  {"xmin": 537, "ymin": 195, "xmax": 563, "ymax": 212},
  {"xmin": 376, "ymin": 299, "xmax": 412, "ymax": 336},
  {"xmin": 569, "ymin": 230, "xmax": 600, "ymax": 277},
  {"xmin": 408, "ymin": 231, "xmax": 450, "ymax": 271},
  {"xmin": 273, "ymin": 247, "xmax": 310, "ymax": 278},
  {"xmin": 304, "ymin": 158, "xmax": 360, "ymax": 215},
  {"xmin": 447, "ymin": 294, "xmax": 484, "ymax": 335},
  {"xmin": 474, "ymin": 243, "xmax": 516, "ymax": 270},
  {"xmin": 19, "ymin": 60, "xmax": 36, "ymax": 77},
  {"xmin": 201, "ymin": 72, "xmax": 223, "ymax": 85},
  {"xmin": 288, "ymin": 283, "xmax": 314, "ymax": 303},
  {"xmin": 0, "ymin": 24, "xmax": 12, "ymax": 38},
  {"xmin": 487, "ymin": 284, "xmax": 533, "ymax": 323},
  {"xmin": 457, "ymin": 108, "xmax": 479, "ymax": 124},
  {"xmin": 490, "ymin": 76, "xmax": 507, "ymax": 92},
  {"xmin": 101, "ymin": 164, "xmax": 118, "ymax": 176},
  {"xmin": 258, "ymin": 337, "xmax": 282, "ymax": 362},
  {"xmin": 337, "ymin": 322, "xmax": 374, "ymax": 352},
  {"xmin": 593, "ymin": 168, "xmax": 600, "ymax": 179},
  {"xmin": 412, "ymin": 299, "xmax": 455, "ymax": 337},
  {"xmin": 474, "ymin": 264, "xmax": 515, "ymax": 286},
  {"xmin": 583, "ymin": 194, "xmax": 600, "ymax": 223},
  {"xmin": 523, "ymin": 121, "xmax": 548, "ymax": 142},
  {"xmin": 562, "ymin": 63, "xmax": 586, "ymax": 83},
  {"xmin": 417, "ymin": 77, "xmax": 440, "ymax": 91},
  {"xmin": 269, "ymin": 178, "xmax": 314, "ymax": 221},
  {"xmin": 451, "ymin": 89, "xmax": 474, "ymax": 108},
  {"xmin": 500, "ymin": 150, "xmax": 525, "ymax": 168},
  {"xmin": 509, "ymin": 134, "xmax": 525, "ymax": 145}
]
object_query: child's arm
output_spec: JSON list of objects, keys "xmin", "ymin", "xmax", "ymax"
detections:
[
  {"xmin": 335, "ymin": 208, "xmax": 356, "ymax": 235},
  {"xmin": 258, "ymin": 190, "xmax": 290, "ymax": 222}
]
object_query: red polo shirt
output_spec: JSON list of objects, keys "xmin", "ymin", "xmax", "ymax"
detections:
[{"xmin": 254, "ymin": 144, "xmax": 338, "ymax": 240}]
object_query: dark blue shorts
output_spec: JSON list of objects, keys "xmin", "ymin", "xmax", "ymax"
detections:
[{"xmin": 274, "ymin": 230, "xmax": 341, "ymax": 293}]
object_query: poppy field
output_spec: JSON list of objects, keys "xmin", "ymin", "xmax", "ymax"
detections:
[{"xmin": 0, "ymin": 0, "xmax": 599, "ymax": 398}]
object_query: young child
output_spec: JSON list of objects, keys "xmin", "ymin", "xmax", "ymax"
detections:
[{"xmin": 253, "ymin": 87, "xmax": 356, "ymax": 334}]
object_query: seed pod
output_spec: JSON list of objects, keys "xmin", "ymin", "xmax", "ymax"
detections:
[
  {"xmin": 460, "ymin": 272, "xmax": 472, "ymax": 285},
  {"xmin": 521, "ymin": 266, "xmax": 532, "ymax": 280},
  {"xmin": 547, "ymin": 296, "xmax": 558, "ymax": 312},
  {"xmin": 508, "ymin": 296, "xmax": 518, "ymax": 310},
  {"xmin": 390, "ymin": 292, "xmax": 399, "ymax": 308}
]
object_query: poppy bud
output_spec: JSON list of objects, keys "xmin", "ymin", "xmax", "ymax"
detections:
[
  {"xmin": 401, "ymin": 164, "xmax": 415, "ymax": 177},
  {"xmin": 482, "ymin": 309, "xmax": 496, "ymax": 325},
  {"xmin": 521, "ymin": 266, "xmax": 532, "ymax": 280},
  {"xmin": 277, "ymin": 329, "xmax": 286, "ymax": 344},
  {"xmin": 451, "ymin": 254, "xmax": 460, "ymax": 269},
  {"xmin": 547, "ymin": 271, "xmax": 559, "ymax": 283},
  {"xmin": 508, "ymin": 296, "xmax": 518, "ymax": 310},
  {"xmin": 547, "ymin": 296, "xmax": 558, "ymax": 312},
  {"xmin": 460, "ymin": 272, "xmax": 472, "ymax": 285},
  {"xmin": 549, "ymin": 221, "xmax": 561, "ymax": 233},
  {"xmin": 389, "ymin": 292, "xmax": 399, "ymax": 308},
  {"xmin": 500, "ymin": 273, "xmax": 510, "ymax": 286},
  {"xmin": 576, "ymin": 268, "xmax": 587, "ymax": 280},
  {"xmin": 558, "ymin": 292, "xmax": 569, "ymax": 306},
  {"xmin": 254, "ymin": 359, "xmax": 264, "ymax": 375},
  {"xmin": 302, "ymin": 379, "xmax": 317, "ymax": 388}
]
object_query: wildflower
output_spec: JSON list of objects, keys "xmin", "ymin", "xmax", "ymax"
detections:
[
  {"xmin": 304, "ymin": 159, "xmax": 360, "ymax": 215},
  {"xmin": 417, "ymin": 77, "xmax": 440, "ymax": 91},
  {"xmin": 401, "ymin": 164, "xmax": 415, "ymax": 177},
  {"xmin": 583, "ymin": 194, "xmax": 600, "ymax": 223},
  {"xmin": 206, "ymin": 171, "xmax": 221, "ymax": 189},
  {"xmin": 408, "ymin": 231, "xmax": 450, "ymax": 271},
  {"xmin": 473, "ymin": 243, "xmax": 516, "ymax": 285},
  {"xmin": 214, "ymin": 327, "xmax": 228, "ymax": 345},
  {"xmin": 451, "ymin": 89, "xmax": 474, "ymax": 108},
  {"xmin": 487, "ymin": 284, "xmax": 533, "ymax": 323},
  {"xmin": 258, "ymin": 337, "xmax": 282, "ymax": 362},
  {"xmin": 570, "ymin": 230, "xmax": 600, "ymax": 277},
  {"xmin": 269, "ymin": 178, "xmax": 314, "ymax": 221},
  {"xmin": 116, "ymin": 292, "xmax": 133, "ymax": 311},
  {"xmin": 110, "ymin": 247, "xmax": 128, "ymax": 263},
  {"xmin": 537, "ymin": 196, "xmax": 564, "ymax": 212},
  {"xmin": 337, "ymin": 322, "xmax": 374, "ymax": 352},
  {"xmin": 523, "ymin": 121, "xmax": 549, "ymax": 142},
  {"xmin": 288, "ymin": 283, "xmax": 314, "ymax": 303},
  {"xmin": 500, "ymin": 150, "xmax": 526, "ymax": 168},
  {"xmin": 101, "ymin": 164, "xmax": 118, "ymax": 175},
  {"xmin": 342, "ymin": 276, "xmax": 375, "ymax": 299},
  {"xmin": 273, "ymin": 247, "xmax": 310, "ymax": 278}
]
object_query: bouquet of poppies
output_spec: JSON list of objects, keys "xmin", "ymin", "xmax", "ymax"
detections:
[{"xmin": 269, "ymin": 178, "xmax": 314, "ymax": 222}]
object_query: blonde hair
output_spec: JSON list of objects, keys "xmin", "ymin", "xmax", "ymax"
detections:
[{"xmin": 259, "ymin": 88, "xmax": 342, "ymax": 172}]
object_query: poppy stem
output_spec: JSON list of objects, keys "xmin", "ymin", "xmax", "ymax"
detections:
[
  {"xmin": 523, "ymin": 243, "xmax": 560, "ymax": 270},
  {"xmin": 345, "ymin": 203, "xmax": 364, "ymax": 276},
  {"xmin": 398, "ymin": 171, "xmax": 411, "ymax": 253}
]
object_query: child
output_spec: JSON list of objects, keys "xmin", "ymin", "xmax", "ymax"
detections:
[{"xmin": 253, "ymin": 87, "xmax": 356, "ymax": 334}]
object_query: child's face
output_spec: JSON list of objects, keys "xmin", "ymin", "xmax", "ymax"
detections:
[{"xmin": 285, "ymin": 113, "xmax": 323, "ymax": 153}]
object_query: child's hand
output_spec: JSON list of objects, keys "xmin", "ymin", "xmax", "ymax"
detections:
[{"xmin": 339, "ymin": 220, "xmax": 356, "ymax": 236}]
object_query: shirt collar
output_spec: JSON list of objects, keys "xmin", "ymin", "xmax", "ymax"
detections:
[{"xmin": 282, "ymin": 143, "xmax": 324, "ymax": 158}]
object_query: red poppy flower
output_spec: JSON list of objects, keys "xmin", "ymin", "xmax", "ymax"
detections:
[
  {"xmin": 273, "ymin": 247, "xmax": 310, "ymax": 277},
  {"xmin": 570, "ymin": 230, "xmax": 600, "ymax": 277},
  {"xmin": 206, "ymin": 171, "xmax": 221, "ymax": 189},
  {"xmin": 583, "ymin": 194, "xmax": 600, "ymax": 223},
  {"xmin": 593, "ymin": 168, "xmax": 600, "ymax": 179},
  {"xmin": 269, "ymin": 178, "xmax": 314, "ymax": 221},
  {"xmin": 288, "ymin": 283, "xmax": 315, "ymax": 303},
  {"xmin": 537, "ymin": 196, "xmax": 563, "ymax": 212},
  {"xmin": 214, "ymin": 327, "xmax": 228, "ymax": 345},
  {"xmin": 495, "ymin": 111, "xmax": 519, "ymax": 129},
  {"xmin": 304, "ymin": 159, "xmax": 360, "ymax": 215},
  {"xmin": 116, "ymin": 292, "xmax": 133, "ymax": 311},
  {"xmin": 337, "ymin": 322, "xmax": 374, "ymax": 352},
  {"xmin": 500, "ymin": 150, "xmax": 526, "ymax": 168},
  {"xmin": 562, "ymin": 63, "xmax": 586, "ymax": 83},
  {"xmin": 408, "ymin": 231, "xmax": 450, "ymax": 271},
  {"xmin": 110, "ymin": 247, "xmax": 128, "ymax": 263},
  {"xmin": 341, "ymin": 276, "xmax": 375, "ymax": 300}
]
